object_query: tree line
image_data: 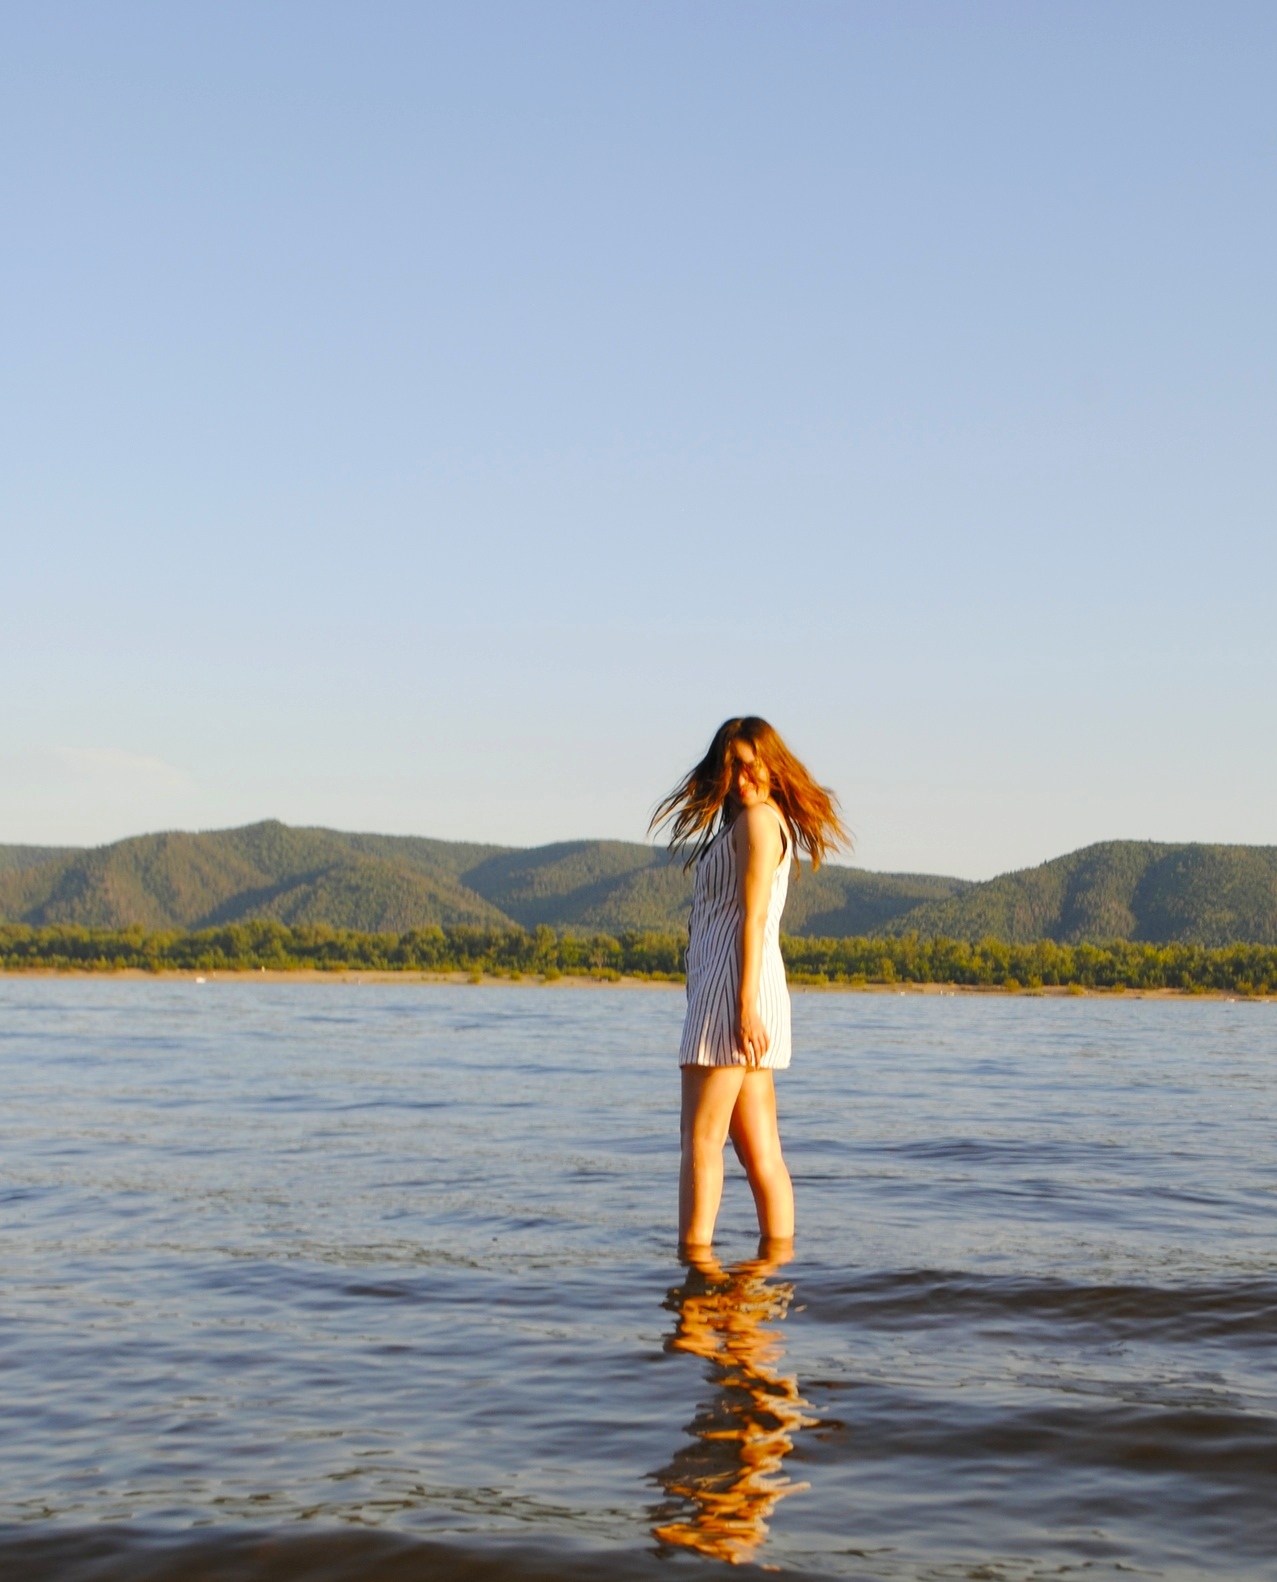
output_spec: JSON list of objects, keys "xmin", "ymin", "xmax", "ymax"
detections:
[{"xmin": 2, "ymin": 922, "xmax": 1275, "ymax": 994}]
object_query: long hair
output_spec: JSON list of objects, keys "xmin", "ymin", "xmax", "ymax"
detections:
[{"xmin": 650, "ymin": 717, "xmax": 849, "ymax": 871}]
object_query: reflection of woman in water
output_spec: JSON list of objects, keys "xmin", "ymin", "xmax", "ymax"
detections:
[
  {"xmin": 652, "ymin": 1248, "xmax": 816, "ymax": 1564},
  {"xmin": 652, "ymin": 718, "xmax": 847, "ymax": 1249}
]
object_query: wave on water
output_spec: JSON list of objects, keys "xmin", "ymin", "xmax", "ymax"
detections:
[
  {"xmin": 5, "ymin": 986, "xmax": 1277, "ymax": 1581},
  {"xmin": 799, "ymin": 1268, "xmax": 1277, "ymax": 1344},
  {"xmin": 0, "ymin": 1527, "xmax": 851, "ymax": 1582}
]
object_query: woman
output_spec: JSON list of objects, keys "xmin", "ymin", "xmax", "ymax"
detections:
[{"xmin": 652, "ymin": 718, "xmax": 847, "ymax": 1250}]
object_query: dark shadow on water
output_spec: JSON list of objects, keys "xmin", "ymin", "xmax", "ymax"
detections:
[
  {"xmin": 0, "ymin": 1527, "xmax": 820, "ymax": 1582},
  {"xmin": 650, "ymin": 1244, "xmax": 819, "ymax": 1566}
]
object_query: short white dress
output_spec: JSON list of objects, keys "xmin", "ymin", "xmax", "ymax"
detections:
[{"xmin": 678, "ymin": 804, "xmax": 792, "ymax": 1069}]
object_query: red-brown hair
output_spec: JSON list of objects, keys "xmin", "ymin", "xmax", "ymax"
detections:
[{"xmin": 650, "ymin": 717, "xmax": 849, "ymax": 871}]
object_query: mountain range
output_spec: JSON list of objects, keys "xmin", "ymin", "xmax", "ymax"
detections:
[{"xmin": 1, "ymin": 821, "xmax": 1275, "ymax": 945}]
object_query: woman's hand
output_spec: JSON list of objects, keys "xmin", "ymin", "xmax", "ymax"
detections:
[{"xmin": 737, "ymin": 999, "xmax": 770, "ymax": 1068}]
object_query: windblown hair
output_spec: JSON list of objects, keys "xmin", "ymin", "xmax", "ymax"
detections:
[{"xmin": 650, "ymin": 717, "xmax": 849, "ymax": 871}]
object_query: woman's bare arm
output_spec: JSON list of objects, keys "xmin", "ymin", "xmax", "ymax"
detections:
[{"xmin": 732, "ymin": 804, "xmax": 784, "ymax": 1067}]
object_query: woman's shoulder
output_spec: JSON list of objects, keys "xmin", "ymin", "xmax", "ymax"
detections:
[{"xmin": 732, "ymin": 800, "xmax": 788, "ymax": 855}]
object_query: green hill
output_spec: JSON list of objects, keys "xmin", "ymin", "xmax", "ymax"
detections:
[
  {"xmin": 460, "ymin": 841, "xmax": 969, "ymax": 934},
  {"xmin": 880, "ymin": 841, "xmax": 1277, "ymax": 946},
  {"xmin": 3, "ymin": 825, "xmax": 1275, "ymax": 944},
  {"xmin": 0, "ymin": 821, "xmax": 961, "ymax": 937},
  {"xmin": 0, "ymin": 844, "xmax": 77, "ymax": 874},
  {"xmin": 0, "ymin": 823, "xmax": 510, "ymax": 932},
  {"xmin": 779, "ymin": 865, "xmax": 970, "ymax": 936},
  {"xmin": 462, "ymin": 840, "xmax": 674, "ymax": 928}
]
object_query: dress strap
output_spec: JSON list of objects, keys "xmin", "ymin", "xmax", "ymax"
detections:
[{"xmin": 761, "ymin": 800, "xmax": 791, "ymax": 860}]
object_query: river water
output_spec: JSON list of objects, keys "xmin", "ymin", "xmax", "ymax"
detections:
[{"xmin": 1, "ymin": 980, "xmax": 1274, "ymax": 1581}]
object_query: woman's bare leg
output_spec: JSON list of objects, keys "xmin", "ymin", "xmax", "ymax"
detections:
[
  {"xmin": 729, "ymin": 1071, "xmax": 794, "ymax": 1242},
  {"xmin": 680, "ymin": 1065, "xmax": 746, "ymax": 1249}
]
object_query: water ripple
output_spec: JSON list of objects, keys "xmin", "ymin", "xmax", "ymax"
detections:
[{"xmin": 1, "ymin": 980, "xmax": 1274, "ymax": 1579}]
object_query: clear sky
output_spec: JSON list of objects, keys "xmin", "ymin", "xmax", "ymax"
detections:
[{"xmin": 3, "ymin": 2, "xmax": 1274, "ymax": 878}]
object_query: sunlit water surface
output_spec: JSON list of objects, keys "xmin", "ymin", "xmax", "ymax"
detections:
[{"xmin": 2, "ymin": 980, "xmax": 1275, "ymax": 1582}]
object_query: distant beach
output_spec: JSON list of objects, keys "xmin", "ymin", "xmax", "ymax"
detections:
[{"xmin": 2, "ymin": 964, "xmax": 1270, "ymax": 998}]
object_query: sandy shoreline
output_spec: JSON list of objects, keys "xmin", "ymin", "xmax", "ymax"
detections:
[{"xmin": 0, "ymin": 968, "xmax": 1269, "ymax": 999}]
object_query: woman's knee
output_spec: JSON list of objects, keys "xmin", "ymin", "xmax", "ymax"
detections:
[
  {"xmin": 684, "ymin": 1112, "xmax": 731, "ymax": 1158},
  {"xmin": 741, "ymin": 1143, "xmax": 787, "ymax": 1190}
]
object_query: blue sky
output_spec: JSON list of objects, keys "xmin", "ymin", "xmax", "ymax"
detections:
[{"xmin": 3, "ymin": 2, "xmax": 1274, "ymax": 877}]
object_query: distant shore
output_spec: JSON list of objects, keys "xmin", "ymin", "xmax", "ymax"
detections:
[
  {"xmin": 4, "ymin": 922, "xmax": 1274, "ymax": 996},
  {"xmin": 1, "ymin": 967, "xmax": 1270, "ymax": 999}
]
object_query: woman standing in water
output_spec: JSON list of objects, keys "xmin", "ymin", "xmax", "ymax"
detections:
[{"xmin": 652, "ymin": 718, "xmax": 847, "ymax": 1251}]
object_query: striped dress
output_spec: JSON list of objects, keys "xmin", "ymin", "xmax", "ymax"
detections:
[{"xmin": 679, "ymin": 805, "xmax": 793, "ymax": 1070}]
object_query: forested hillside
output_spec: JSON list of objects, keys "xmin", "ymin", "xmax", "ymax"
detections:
[
  {"xmin": 0, "ymin": 821, "xmax": 960, "ymax": 936},
  {"xmin": 0, "ymin": 844, "xmax": 76, "ymax": 874},
  {"xmin": 0, "ymin": 824, "xmax": 510, "ymax": 932},
  {"xmin": 2, "ymin": 824, "xmax": 1275, "ymax": 944},
  {"xmin": 881, "ymin": 841, "xmax": 1277, "ymax": 946}
]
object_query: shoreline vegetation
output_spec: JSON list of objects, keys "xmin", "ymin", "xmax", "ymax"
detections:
[{"xmin": 2, "ymin": 922, "xmax": 1275, "ymax": 997}]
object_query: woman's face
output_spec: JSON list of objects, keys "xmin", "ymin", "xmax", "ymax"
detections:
[{"xmin": 728, "ymin": 741, "xmax": 771, "ymax": 808}]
